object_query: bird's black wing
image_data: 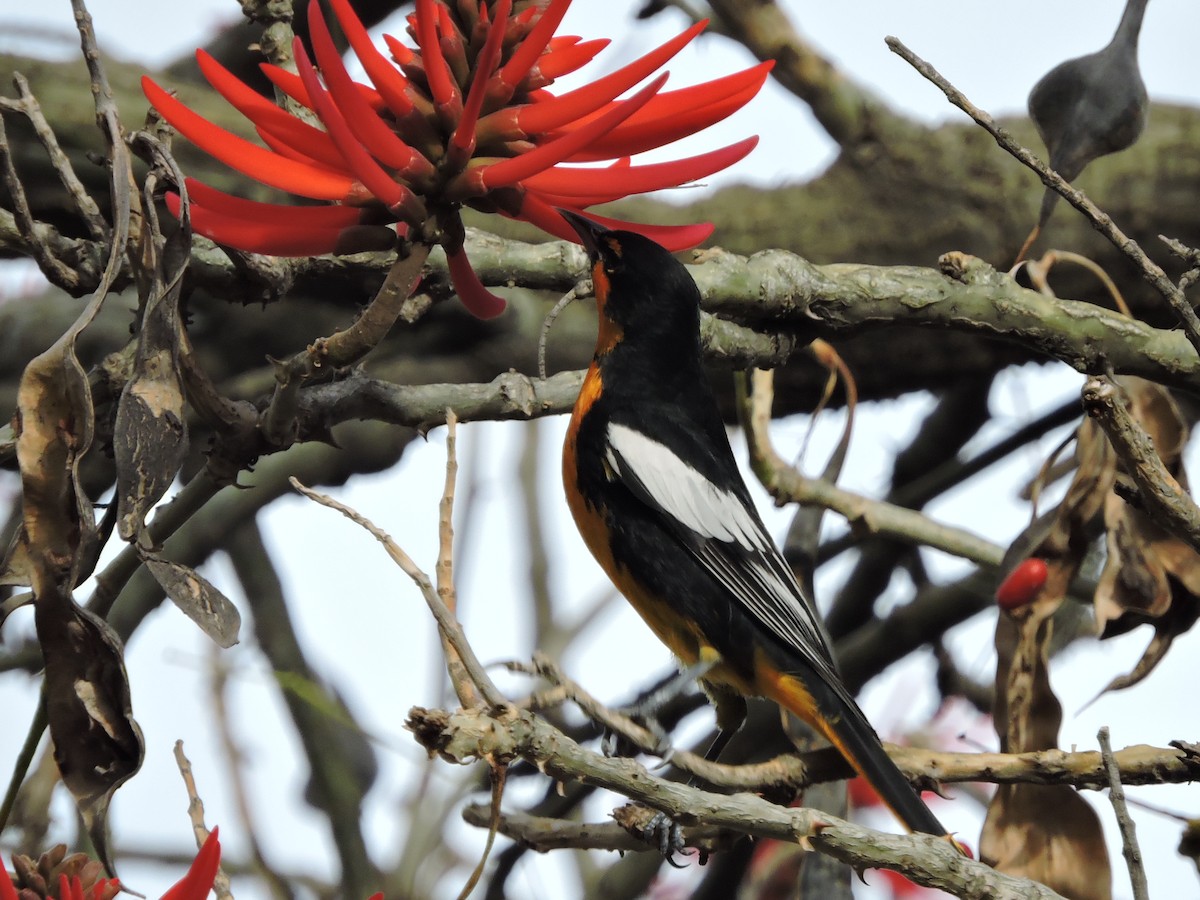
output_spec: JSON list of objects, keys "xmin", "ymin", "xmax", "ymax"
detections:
[{"xmin": 602, "ymin": 421, "xmax": 853, "ymax": 700}]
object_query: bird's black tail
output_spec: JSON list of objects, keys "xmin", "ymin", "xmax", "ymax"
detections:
[{"xmin": 764, "ymin": 664, "xmax": 950, "ymax": 839}]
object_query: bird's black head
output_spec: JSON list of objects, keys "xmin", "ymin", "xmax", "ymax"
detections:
[{"xmin": 559, "ymin": 210, "xmax": 703, "ymax": 350}]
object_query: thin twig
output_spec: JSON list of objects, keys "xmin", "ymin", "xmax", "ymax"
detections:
[
  {"xmin": 538, "ymin": 288, "xmax": 577, "ymax": 381},
  {"xmin": 289, "ymin": 477, "xmax": 505, "ymax": 707},
  {"xmin": 743, "ymin": 369, "xmax": 1003, "ymax": 567},
  {"xmin": 6, "ymin": 72, "xmax": 108, "ymax": 239},
  {"xmin": 209, "ymin": 652, "xmax": 293, "ymax": 899},
  {"xmin": 520, "ymin": 654, "xmax": 693, "ymax": 762},
  {"xmin": 477, "ymin": 666, "xmax": 1200, "ymax": 794},
  {"xmin": 71, "ymin": 0, "xmax": 135, "ymax": 292},
  {"xmin": 1020, "ymin": 250, "xmax": 1133, "ymax": 318},
  {"xmin": 885, "ymin": 36, "xmax": 1200, "ymax": 358},
  {"xmin": 457, "ymin": 766, "xmax": 507, "ymax": 900},
  {"xmin": 1161, "ymin": 236, "xmax": 1200, "ymax": 293},
  {"xmin": 0, "ymin": 689, "xmax": 48, "ymax": 833},
  {"xmin": 1082, "ymin": 375, "xmax": 1200, "ymax": 553},
  {"xmin": 1098, "ymin": 727, "xmax": 1150, "ymax": 900},
  {"xmin": 460, "ymin": 803, "xmax": 733, "ymax": 854},
  {"xmin": 173, "ymin": 741, "xmax": 234, "ymax": 900},
  {"xmin": 0, "ymin": 103, "xmax": 79, "ymax": 289},
  {"xmin": 436, "ymin": 411, "xmax": 483, "ymax": 708}
]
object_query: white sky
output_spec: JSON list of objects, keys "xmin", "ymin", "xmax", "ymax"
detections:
[{"xmin": 2, "ymin": 1, "xmax": 1199, "ymax": 898}]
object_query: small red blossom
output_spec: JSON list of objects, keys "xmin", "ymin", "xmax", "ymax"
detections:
[
  {"xmin": 996, "ymin": 557, "xmax": 1049, "ymax": 610},
  {"xmin": 160, "ymin": 828, "xmax": 221, "ymax": 900},
  {"xmin": 0, "ymin": 829, "xmax": 219, "ymax": 900},
  {"xmin": 143, "ymin": 0, "xmax": 770, "ymax": 317}
]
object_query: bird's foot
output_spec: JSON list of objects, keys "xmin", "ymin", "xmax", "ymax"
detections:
[
  {"xmin": 600, "ymin": 707, "xmax": 675, "ymax": 761},
  {"xmin": 613, "ymin": 803, "xmax": 697, "ymax": 867},
  {"xmin": 600, "ymin": 658, "xmax": 721, "ymax": 761}
]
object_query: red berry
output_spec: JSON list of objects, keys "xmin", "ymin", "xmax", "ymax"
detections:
[{"xmin": 996, "ymin": 558, "xmax": 1049, "ymax": 610}]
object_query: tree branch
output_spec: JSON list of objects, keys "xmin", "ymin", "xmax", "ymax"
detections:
[
  {"xmin": 886, "ymin": 36, "xmax": 1200, "ymax": 357},
  {"xmin": 1082, "ymin": 374, "xmax": 1200, "ymax": 554},
  {"xmin": 408, "ymin": 704, "xmax": 1065, "ymax": 899}
]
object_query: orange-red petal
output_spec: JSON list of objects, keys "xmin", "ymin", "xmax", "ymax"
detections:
[
  {"xmin": 294, "ymin": 38, "xmax": 421, "ymax": 220},
  {"xmin": 143, "ymin": 76, "xmax": 355, "ymax": 201},
  {"xmin": 449, "ymin": 0, "xmax": 510, "ymax": 167},
  {"xmin": 446, "ymin": 246, "xmax": 506, "ymax": 318},
  {"xmin": 581, "ymin": 209, "xmax": 713, "ymax": 251},
  {"xmin": 518, "ymin": 194, "xmax": 713, "ymax": 251},
  {"xmin": 171, "ymin": 192, "xmax": 350, "ymax": 255},
  {"xmin": 497, "ymin": 0, "xmax": 571, "ymax": 91},
  {"xmin": 161, "ymin": 827, "xmax": 221, "ymax": 900},
  {"xmin": 517, "ymin": 20, "xmax": 706, "ymax": 135},
  {"xmin": 524, "ymin": 136, "xmax": 757, "ymax": 197},
  {"xmin": 182, "ymin": 179, "xmax": 360, "ymax": 227},
  {"xmin": 255, "ymin": 127, "xmax": 343, "ymax": 170},
  {"xmin": 1, "ymin": 858, "xmax": 18, "ymax": 900},
  {"xmin": 327, "ymin": 0, "xmax": 415, "ymax": 116},
  {"xmin": 307, "ymin": 1, "xmax": 427, "ymax": 174},
  {"xmin": 195, "ymin": 53, "xmax": 345, "ymax": 170},
  {"xmin": 259, "ymin": 62, "xmax": 314, "ymax": 107},
  {"xmin": 566, "ymin": 62, "xmax": 772, "ymax": 161},
  {"xmin": 415, "ymin": 0, "xmax": 458, "ymax": 110},
  {"xmin": 384, "ymin": 32, "xmax": 415, "ymax": 66},
  {"xmin": 477, "ymin": 72, "xmax": 668, "ymax": 191},
  {"xmin": 533, "ymin": 39, "xmax": 610, "ymax": 81}
]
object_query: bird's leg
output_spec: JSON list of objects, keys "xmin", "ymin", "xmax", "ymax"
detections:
[
  {"xmin": 631, "ymin": 672, "xmax": 748, "ymax": 866},
  {"xmin": 601, "ymin": 654, "xmax": 721, "ymax": 760},
  {"xmin": 700, "ymin": 689, "xmax": 748, "ymax": 765}
]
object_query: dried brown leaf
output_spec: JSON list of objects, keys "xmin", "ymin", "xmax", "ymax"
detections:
[
  {"xmin": 1090, "ymin": 378, "xmax": 1200, "ymax": 684},
  {"xmin": 980, "ymin": 783, "xmax": 1111, "ymax": 900},
  {"xmin": 1029, "ymin": 418, "xmax": 1113, "ymax": 600},
  {"xmin": 984, "ymin": 583, "xmax": 1112, "ymax": 896},
  {"xmin": 113, "ymin": 358, "xmax": 188, "ymax": 542},
  {"xmin": 114, "ymin": 211, "xmax": 190, "ymax": 543},
  {"xmin": 992, "ymin": 602, "xmax": 1063, "ymax": 754},
  {"xmin": 1096, "ymin": 592, "xmax": 1200, "ymax": 697},
  {"xmin": 142, "ymin": 554, "xmax": 241, "ymax": 648},
  {"xmin": 1027, "ymin": 376, "xmax": 1200, "ymax": 695},
  {"xmin": 1094, "ymin": 495, "xmax": 1173, "ymax": 633},
  {"xmin": 1124, "ymin": 377, "xmax": 1186, "ymax": 467},
  {"xmin": 35, "ymin": 592, "xmax": 143, "ymax": 879},
  {"xmin": 12, "ymin": 335, "xmax": 101, "ymax": 595}
]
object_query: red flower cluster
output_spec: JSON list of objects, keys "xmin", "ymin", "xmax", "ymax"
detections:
[
  {"xmin": 142, "ymin": 0, "xmax": 770, "ymax": 316},
  {"xmin": 0, "ymin": 829, "xmax": 219, "ymax": 900}
]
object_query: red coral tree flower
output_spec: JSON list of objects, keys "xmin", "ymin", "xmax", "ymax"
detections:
[
  {"xmin": 0, "ymin": 828, "xmax": 220, "ymax": 900},
  {"xmin": 142, "ymin": 0, "xmax": 770, "ymax": 317}
]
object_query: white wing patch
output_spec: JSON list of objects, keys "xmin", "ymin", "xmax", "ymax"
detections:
[
  {"xmin": 605, "ymin": 423, "xmax": 768, "ymax": 552},
  {"xmin": 604, "ymin": 421, "xmax": 843, "ymax": 674}
]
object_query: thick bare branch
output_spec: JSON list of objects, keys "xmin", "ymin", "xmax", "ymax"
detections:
[
  {"xmin": 886, "ymin": 36, "xmax": 1200, "ymax": 357},
  {"xmin": 705, "ymin": 0, "xmax": 919, "ymax": 150},
  {"xmin": 409, "ymin": 704, "xmax": 1065, "ymax": 899}
]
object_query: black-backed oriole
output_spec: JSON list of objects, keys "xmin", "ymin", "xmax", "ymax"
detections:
[{"xmin": 559, "ymin": 210, "xmax": 959, "ymax": 846}]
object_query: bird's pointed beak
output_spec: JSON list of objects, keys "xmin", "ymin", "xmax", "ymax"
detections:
[{"xmin": 557, "ymin": 208, "xmax": 609, "ymax": 260}]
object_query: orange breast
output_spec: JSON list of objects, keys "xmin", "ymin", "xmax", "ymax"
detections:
[{"xmin": 562, "ymin": 374, "xmax": 752, "ymax": 695}]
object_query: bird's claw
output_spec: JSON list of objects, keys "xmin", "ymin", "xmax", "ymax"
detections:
[
  {"xmin": 642, "ymin": 811, "xmax": 690, "ymax": 866},
  {"xmin": 601, "ymin": 711, "xmax": 675, "ymax": 761},
  {"xmin": 614, "ymin": 803, "xmax": 693, "ymax": 865}
]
